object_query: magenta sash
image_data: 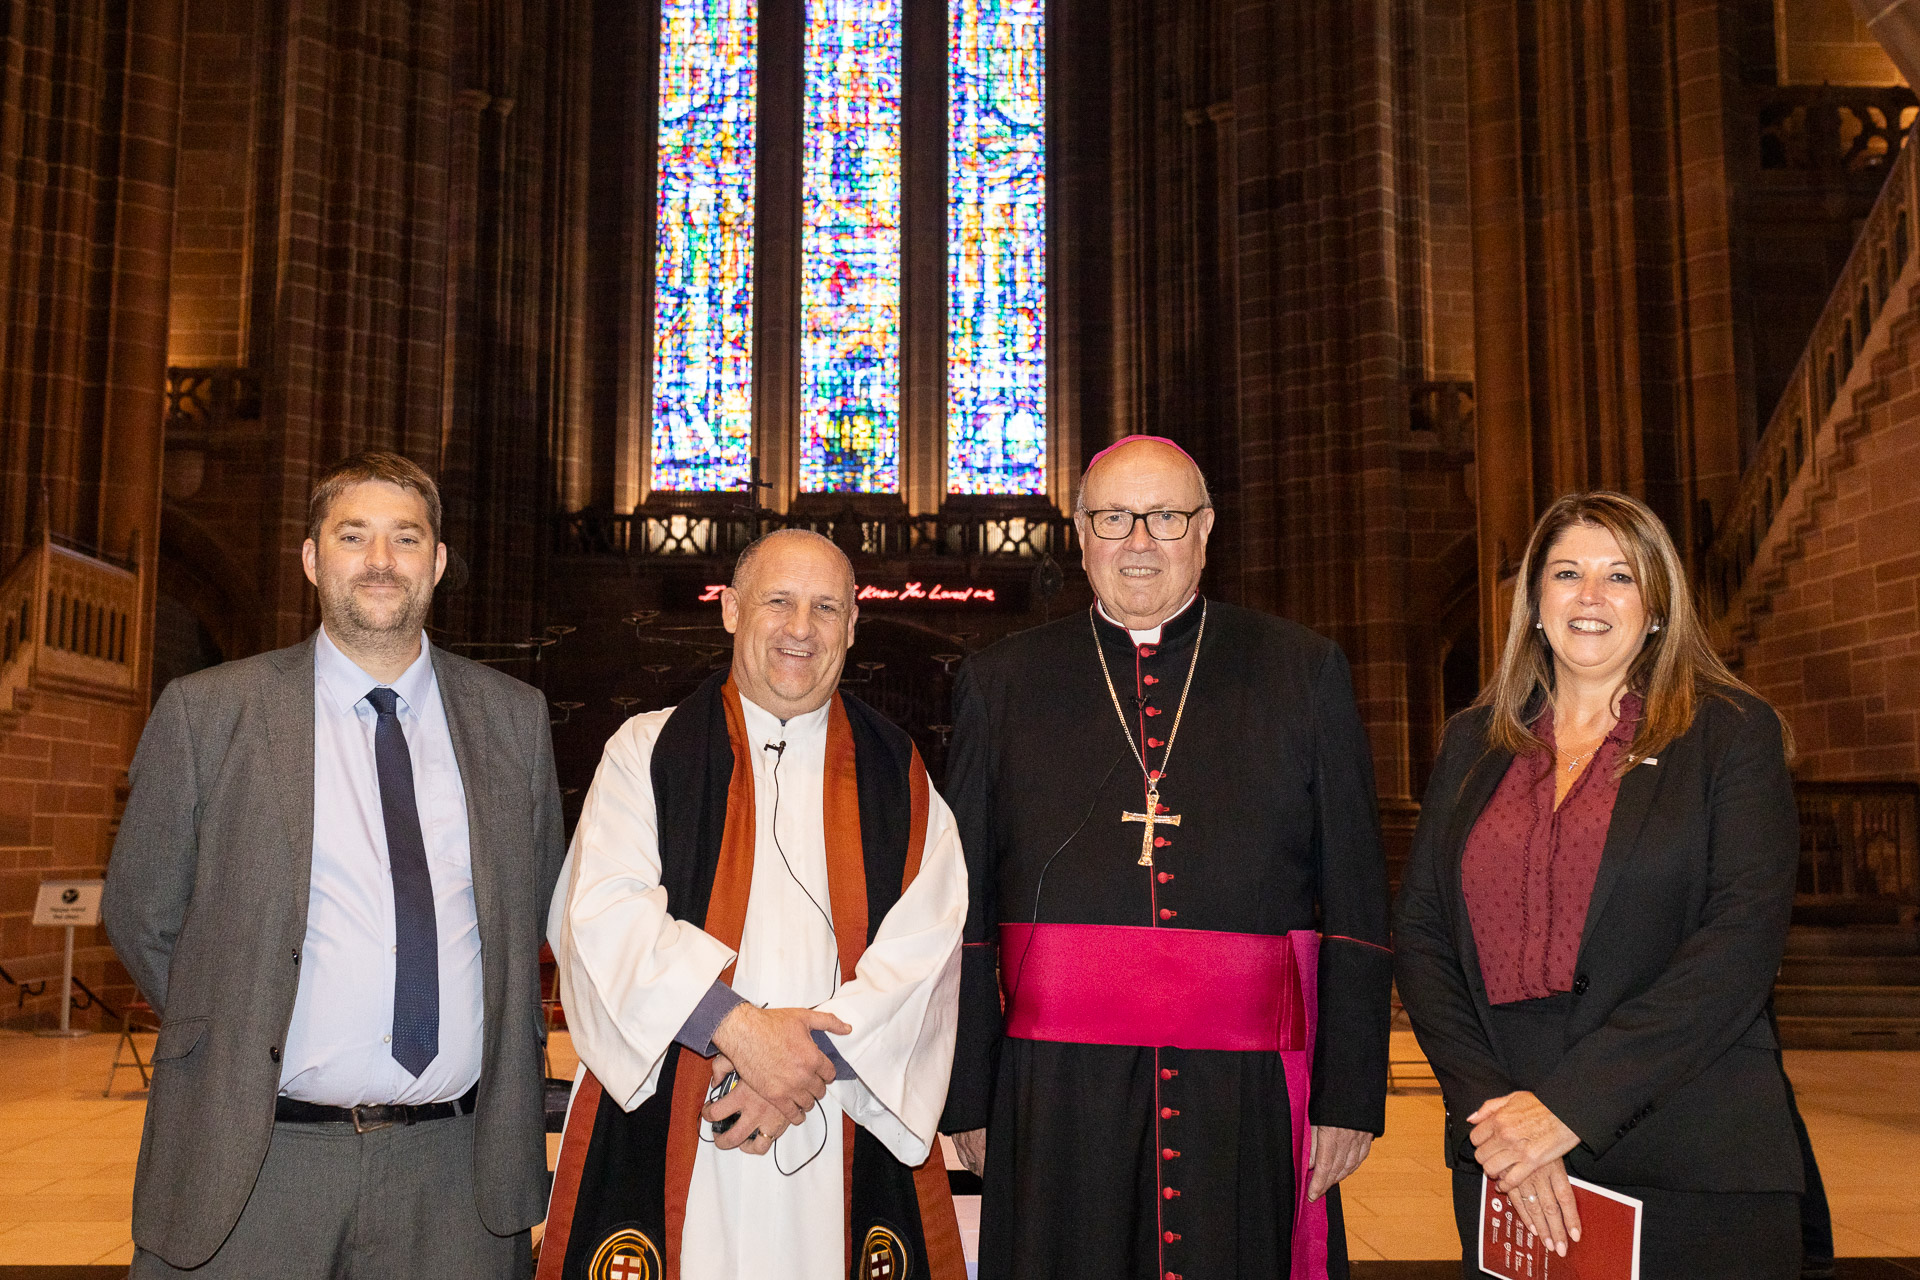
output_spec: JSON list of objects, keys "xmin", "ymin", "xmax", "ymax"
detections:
[
  {"xmin": 999, "ymin": 923, "xmax": 1302, "ymax": 1049},
  {"xmin": 1284, "ymin": 929, "xmax": 1329, "ymax": 1279},
  {"xmin": 998, "ymin": 923, "xmax": 1330, "ymax": 1279}
]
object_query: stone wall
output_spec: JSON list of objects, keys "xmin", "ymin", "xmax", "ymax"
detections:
[
  {"xmin": 1726, "ymin": 282, "xmax": 1920, "ymax": 783},
  {"xmin": 0, "ymin": 689, "xmax": 140, "ymax": 1031}
]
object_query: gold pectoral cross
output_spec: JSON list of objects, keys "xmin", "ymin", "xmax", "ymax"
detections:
[{"xmin": 1122, "ymin": 791, "xmax": 1182, "ymax": 867}]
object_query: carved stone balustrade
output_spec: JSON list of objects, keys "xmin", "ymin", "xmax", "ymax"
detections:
[{"xmin": 0, "ymin": 531, "xmax": 143, "ymax": 714}]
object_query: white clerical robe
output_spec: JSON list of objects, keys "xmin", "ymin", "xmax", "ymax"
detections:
[{"xmin": 549, "ymin": 694, "xmax": 967, "ymax": 1280}]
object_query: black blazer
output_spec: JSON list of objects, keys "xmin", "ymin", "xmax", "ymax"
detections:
[{"xmin": 1393, "ymin": 688, "xmax": 1804, "ymax": 1194}]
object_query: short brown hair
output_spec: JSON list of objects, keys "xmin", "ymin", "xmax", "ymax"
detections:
[
  {"xmin": 307, "ymin": 452, "xmax": 443, "ymax": 545},
  {"xmin": 1476, "ymin": 490, "xmax": 1791, "ymax": 768}
]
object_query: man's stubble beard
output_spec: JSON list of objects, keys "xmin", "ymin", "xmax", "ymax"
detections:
[{"xmin": 321, "ymin": 571, "xmax": 434, "ymax": 652}]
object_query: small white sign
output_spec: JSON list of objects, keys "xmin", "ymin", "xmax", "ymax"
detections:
[{"xmin": 32, "ymin": 880, "xmax": 104, "ymax": 928}]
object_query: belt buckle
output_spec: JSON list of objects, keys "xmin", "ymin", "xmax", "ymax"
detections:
[{"xmin": 351, "ymin": 1105, "xmax": 396, "ymax": 1134}]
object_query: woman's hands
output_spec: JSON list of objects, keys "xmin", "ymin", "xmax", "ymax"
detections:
[
  {"xmin": 1469, "ymin": 1091, "xmax": 1583, "ymax": 1255},
  {"xmin": 1500, "ymin": 1159, "xmax": 1582, "ymax": 1256}
]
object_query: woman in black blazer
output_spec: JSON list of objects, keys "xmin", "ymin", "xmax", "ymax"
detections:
[{"xmin": 1395, "ymin": 492, "xmax": 1803, "ymax": 1280}]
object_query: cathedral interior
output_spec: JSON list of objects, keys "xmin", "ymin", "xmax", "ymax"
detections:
[{"xmin": 4, "ymin": 0, "xmax": 1920, "ymax": 1269}]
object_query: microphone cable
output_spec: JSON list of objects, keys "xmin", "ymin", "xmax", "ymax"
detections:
[
  {"xmin": 764, "ymin": 737, "xmax": 834, "ymax": 1176},
  {"xmin": 998, "ymin": 750, "xmax": 1129, "ymax": 1025}
]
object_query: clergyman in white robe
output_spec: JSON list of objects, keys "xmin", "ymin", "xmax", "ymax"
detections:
[{"xmin": 548, "ymin": 691, "xmax": 967, "ymax": 1280}]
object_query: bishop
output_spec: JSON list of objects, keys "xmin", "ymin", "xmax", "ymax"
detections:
[{"xmin": 940, "ymin": 437, "xmax": 1394, "ymax": 1279}]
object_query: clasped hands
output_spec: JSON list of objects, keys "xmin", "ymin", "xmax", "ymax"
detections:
[
  {"xmin": 1469, "ymin": 1090, "xmax": 1583, "ymax": 1257},
  {"xmin": 701, "ymin": 1004, "xmax": 851, "ymax": 1156}
]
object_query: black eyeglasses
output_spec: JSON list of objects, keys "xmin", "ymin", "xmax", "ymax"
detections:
[{"xmin": 1081, "ymin": 507, "xmax": 1209, "ymax": 541}]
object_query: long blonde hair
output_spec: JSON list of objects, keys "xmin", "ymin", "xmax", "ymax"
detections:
[{"xmin": 1475, "ymin": 491, "xmax": 1791, "ymax": 767}]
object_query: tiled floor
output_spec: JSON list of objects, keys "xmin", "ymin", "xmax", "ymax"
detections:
[
  {"xmin": 0, "ymin": 1032, "xmax": 146, "ymax": 1268},
  {"xmin": 0, "ymin": 1027, "xmax": 1915, "ymax": 1267}
]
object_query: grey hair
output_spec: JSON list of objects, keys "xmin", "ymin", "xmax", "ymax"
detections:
[
  {"xmin": 730, "ymin": 527, "xmax": 857, "ymax": 595},
  {"xmin": 1072, "ymin": 446, "xmax": 1213, "ymax": 514}
]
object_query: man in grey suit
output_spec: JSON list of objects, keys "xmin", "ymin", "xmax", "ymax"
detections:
[{"xmin": 105, "ymin": 452, "xmax": 566, "ymax": 1277}]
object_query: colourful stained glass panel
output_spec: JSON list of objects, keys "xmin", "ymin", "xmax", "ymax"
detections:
[
  {"xmin": 650, "ymin": 0, "xmax": 757, "ymax": 492},
  {"xmin": 948, "ymin": 0, "xmax": 1045, "ymax": 495},
  {"xmin": 799, "ymin": 0, "xmax": 902, "ymax": 493}
]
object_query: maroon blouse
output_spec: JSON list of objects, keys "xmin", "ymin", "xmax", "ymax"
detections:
[{"xmin": 1461, "ymin": 692, "xmax": 1643, "ymax": 1005}]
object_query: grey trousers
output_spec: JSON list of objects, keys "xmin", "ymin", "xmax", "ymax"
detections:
[{"xmin": 131, "ymin": 1112, "xmax": 532, "ymax": 1280}]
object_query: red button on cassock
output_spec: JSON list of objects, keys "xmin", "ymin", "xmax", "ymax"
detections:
[
  {"xmin": 1163, "ymin": 1231, "xmax": 1181, "ymax": 1243},
  {"xmin": 1162, "ymin": 1187, "xmax": 1181, "ymax": 1200},
  {"xmin": 1159, "ymin": 908, "xmax": 1176, "ymax": 920},
  {"xmin": 1155, "ymin": 803, "xmax": 1169, "ymax": 813},
  {"xmin": 1157, "ymin": 872, "xmax": 1173, "ymax": 883},
  {"xmin": 1154, "ymin": 836, "xmax": 1170, "ymax": 847},
  {"xmin": 1144, "ymin": 705, "xmax": 1162, "ymax": 717},
  {"xmin": 1144, "ymin": 674, "xmax": 1159, "ymax": 685},
  {"xmin": 1140, "ymin": 646, "xmax": 1157, "ymax": 657},
  {"xmin": 1160, "ymin": 1106, "xmax": 1178, "ymax": 1118},
  {"xmin": 1160, "ymin": 1067, "xmax": 1178, "ymax": 1079},
  {"xmin": 1146, "ymin": 737, "xmax": 1163, "ymax": 747},
  {"xmin": 1162, "ymin": 1148, "xmax": 1180, "ymax": 1159}
]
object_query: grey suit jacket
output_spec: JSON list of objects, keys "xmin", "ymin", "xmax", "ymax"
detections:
[{"xmin": 104, "ymin": 634, "xmax": 567, "ymax": 1268}]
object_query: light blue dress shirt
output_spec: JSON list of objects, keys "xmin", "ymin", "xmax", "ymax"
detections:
[{"xmin": 278, "ymin": 627, "xmax": 485, "ymax": 1106}]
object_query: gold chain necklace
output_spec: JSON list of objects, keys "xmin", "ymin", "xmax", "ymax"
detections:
[{"xmin": 1092, "ymin": 603, "xmax": 1208, "ymax": 865}]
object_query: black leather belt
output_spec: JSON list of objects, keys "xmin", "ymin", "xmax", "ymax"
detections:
[{"xmin": 275, "ymin": 1084, "xmax": 478, "ymax": 1133}]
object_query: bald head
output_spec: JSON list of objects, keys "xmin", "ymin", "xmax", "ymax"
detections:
[
  {"xmin": 721, "ymin": 528, "xmax": 859, "ymax": 719},
  {"xmin": 1074, "ymin": 436, "xmax": 1211, "ymax": 514},
  {"xmin": 731, "ymin": 528, "xmax": 856, "ymax": 597},
  {"xmin": 1073, "ymin": 435, "xmax": 1215, "ymax": 630}
]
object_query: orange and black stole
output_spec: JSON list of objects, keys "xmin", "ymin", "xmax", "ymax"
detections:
[{"xmin": 539, "ymin": 672, "xmax": 964, "ymax": 1280}]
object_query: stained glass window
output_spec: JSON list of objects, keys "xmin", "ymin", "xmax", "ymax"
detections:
[
  {"xmin": 798, "ymin": 0, "xmax": 903, "ymax": 493},
  {"xmin": 650, "ymin": 0, "xmax": 758, "ymax": 493},
  {"xmin": 947, "ymin": 0, "xmax": 1046, "ymax": 495}
]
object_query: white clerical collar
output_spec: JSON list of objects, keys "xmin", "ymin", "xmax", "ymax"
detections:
[
  {"xmin": 1097, "ymin": 593, "xmax": 1197, "ymax": 646},
  {"xmin": 738, "ymin": 691, "xmax": 830, "ymax": 750}
]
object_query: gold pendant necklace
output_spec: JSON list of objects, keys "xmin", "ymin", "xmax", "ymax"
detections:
[{"xmin": 1092, "ymin": 603, "xmax": 1208, "ymax": 866}]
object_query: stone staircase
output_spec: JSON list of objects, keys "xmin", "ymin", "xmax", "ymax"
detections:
[
  {"xmin": 1774, "ymin": 925, "xmax": 1920, "ymax": 1049},
  {"xmin": 0, "ymin": 686, "xmax": 32, "ymax": 735}
]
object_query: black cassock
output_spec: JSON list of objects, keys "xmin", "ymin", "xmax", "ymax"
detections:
[{"xmin": 940, "ymin": 598, "xmax": 1392, "ymax": 1279}]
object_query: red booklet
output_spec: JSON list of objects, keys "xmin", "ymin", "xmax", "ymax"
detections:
[{"xmin": 1478, "ymin": 1174, "xmax": 1642, "ymax": 1279}]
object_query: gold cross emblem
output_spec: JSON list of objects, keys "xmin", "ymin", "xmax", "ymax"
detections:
[{"xmin": 1122, "ymin": 792, "xmax": 1181, "ymax": 867}]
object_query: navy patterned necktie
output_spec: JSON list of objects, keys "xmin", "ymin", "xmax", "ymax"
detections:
[{"xmin": 364, "ymin": 686, "xmax": 439, "ymax": 1077}]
